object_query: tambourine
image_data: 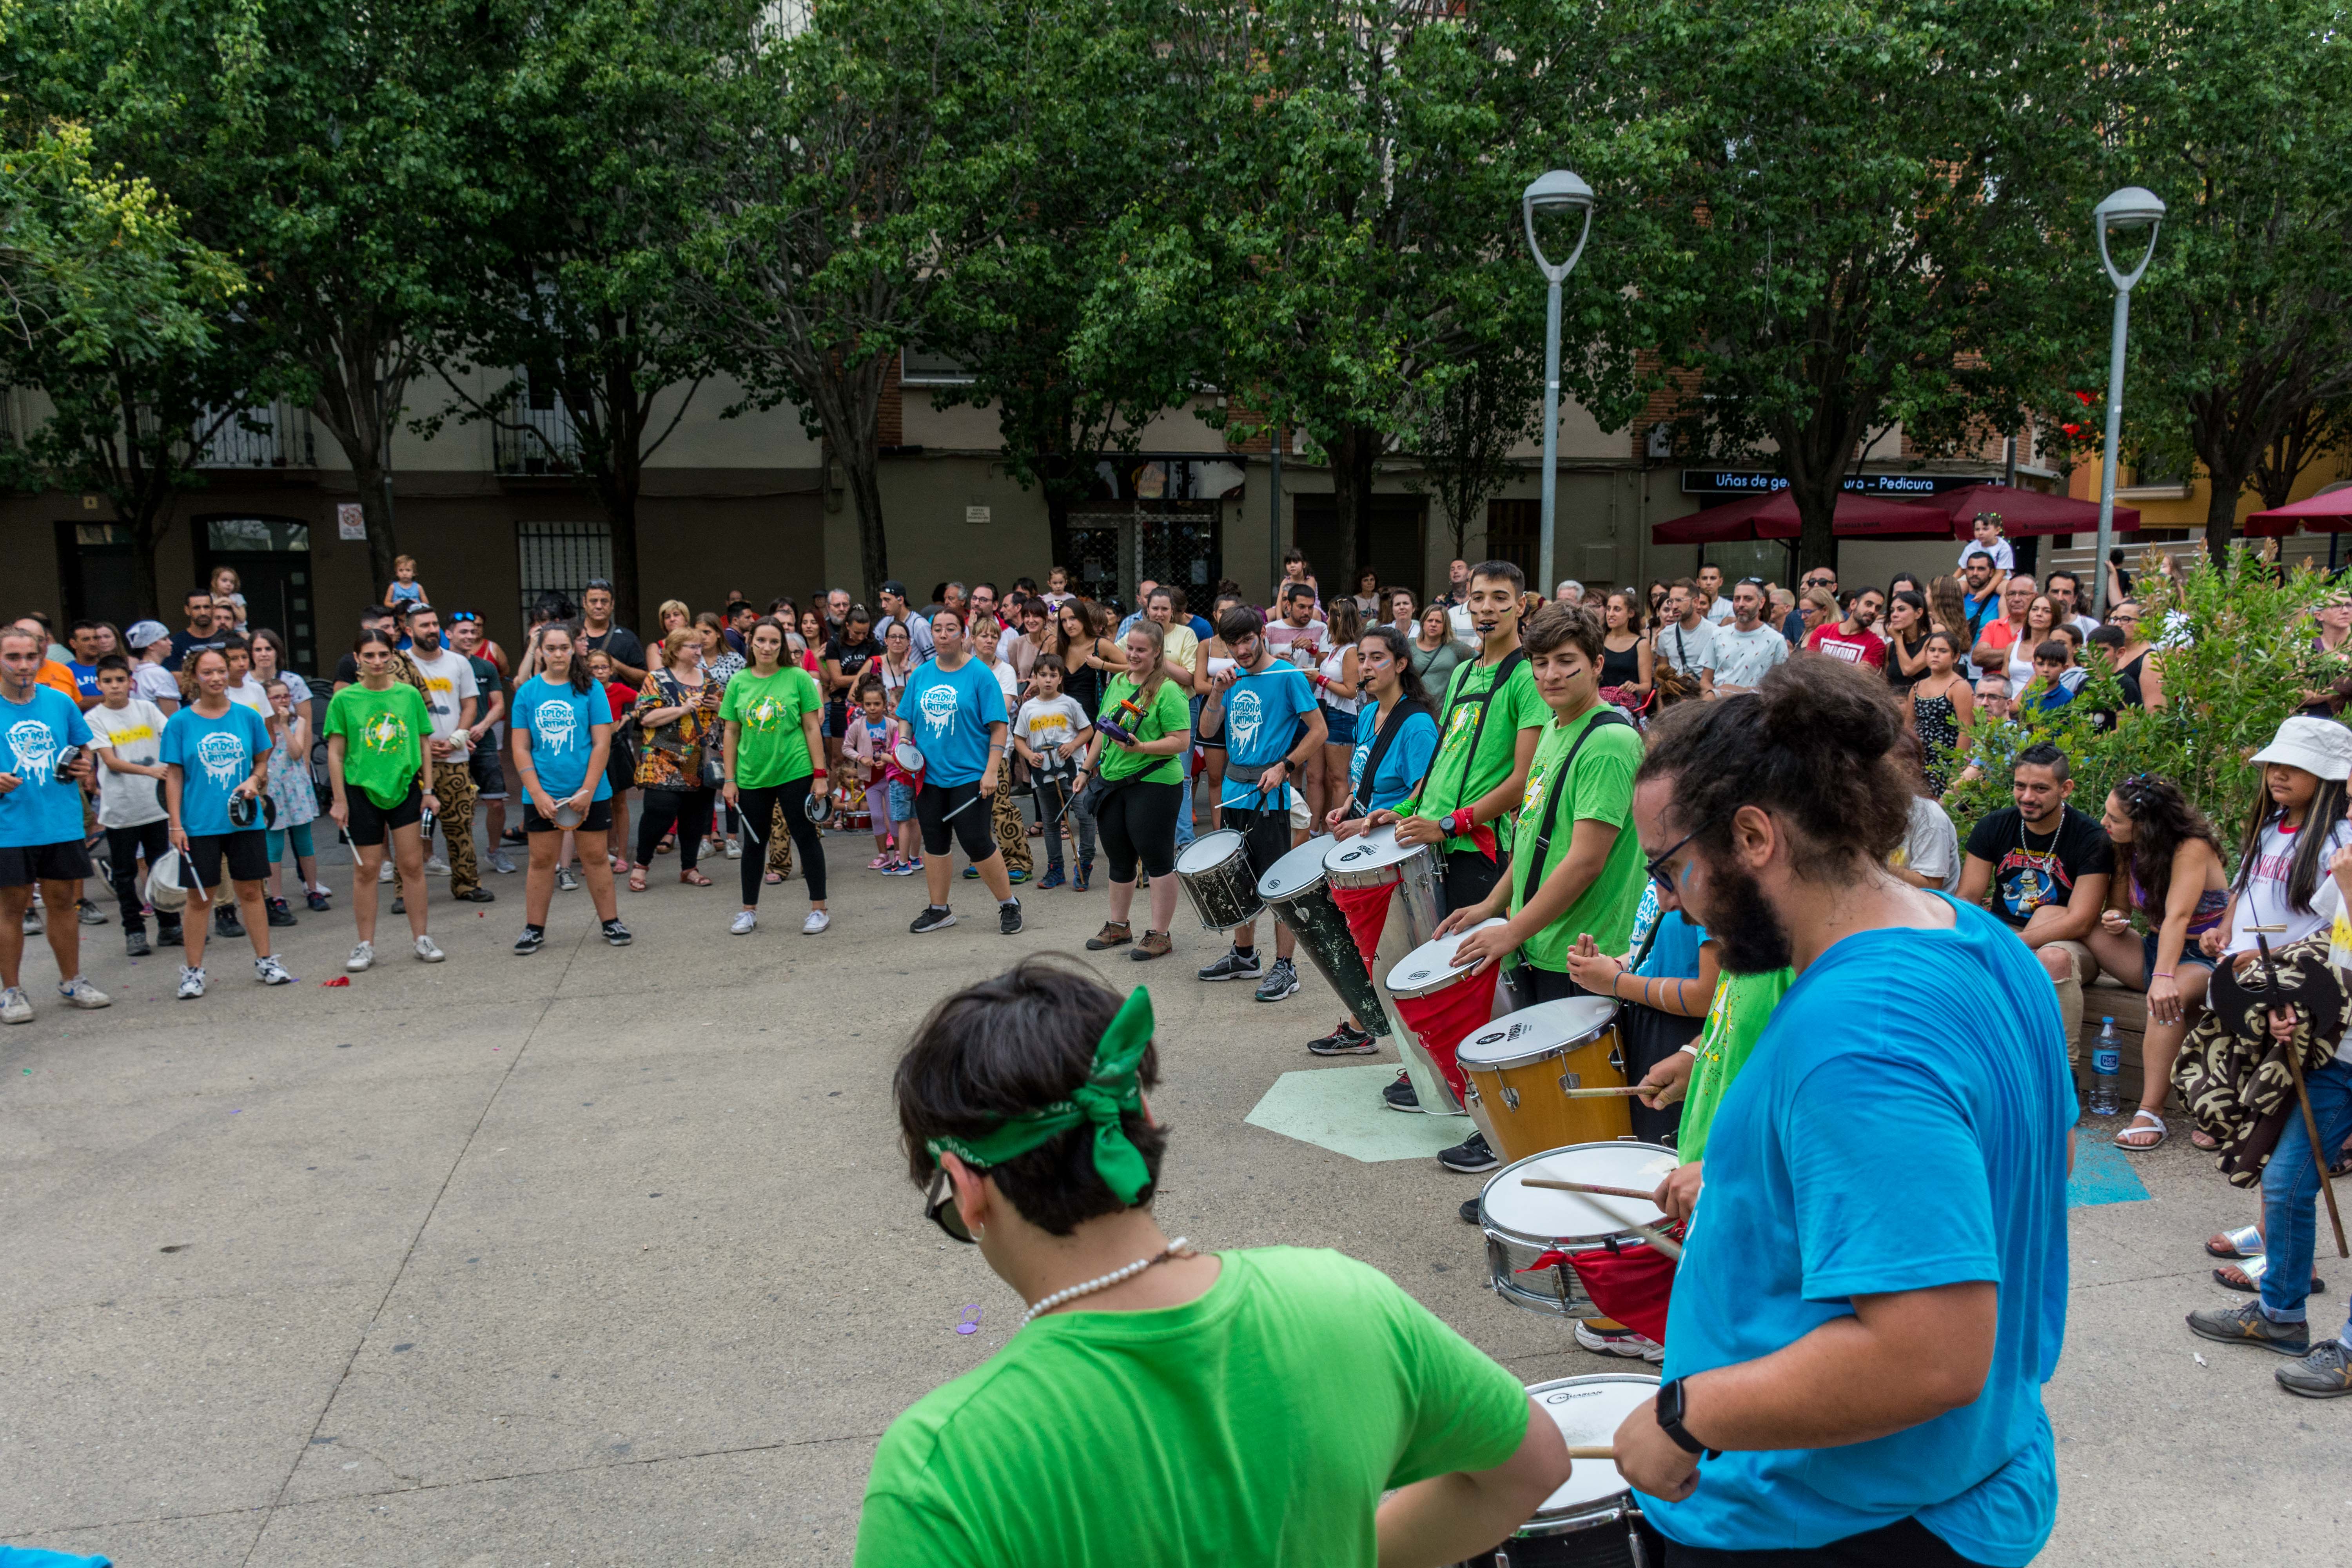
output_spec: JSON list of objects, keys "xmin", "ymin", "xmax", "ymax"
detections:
[{"xmin": 227, "ymin": 790, "xmax": 278, "ymax": 830}]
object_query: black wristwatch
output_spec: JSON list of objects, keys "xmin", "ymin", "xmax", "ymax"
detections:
[{"xmin": 1656, "ymin": 1377, "xmax": 1718, "ymax": 1459}]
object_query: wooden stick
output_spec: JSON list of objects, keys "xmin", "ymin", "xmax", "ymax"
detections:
[
  {"xmin": 1565, "ymin": 1446, "xmax": 1618, "ymax": 1461},
  {"xmin": 1562, "ymin": 1085, "xmax": 1649, "ymax": 1099},
  {"xmin": 1521, "ymin": 1178, "xmax": 1656, "ymax": 1201},
  {"xmin": 2254, "ymin": 933, "xmax": 2349, "ymax": 1259}
]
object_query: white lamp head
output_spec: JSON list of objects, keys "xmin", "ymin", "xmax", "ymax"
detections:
[
  {"xmin": 1523, "ymin": 169, "xmax": 1595, "ymax": 284},
  {"xmin": 2094, "ymin": 186, "xmax": 2165, "ymax": 291}
]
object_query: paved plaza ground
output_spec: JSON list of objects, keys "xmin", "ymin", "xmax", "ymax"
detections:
[{"xmin": 2, "ymin": 830, "xmax": 2347, "ymax": 1566}]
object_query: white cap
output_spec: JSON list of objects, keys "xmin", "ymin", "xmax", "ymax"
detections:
[
  {"xmin": 125, "ymin": 619, "xmax": 172, "ymax": 650},
  {"xmin": 2249, "ymin": 715, "xmax": 2352, "ymax": 782}
]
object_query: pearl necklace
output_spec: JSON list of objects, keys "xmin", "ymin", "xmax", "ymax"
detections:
[{"xmin": 1021, "ymin": 1239, "xmax": 1195, "ymax": 1327}]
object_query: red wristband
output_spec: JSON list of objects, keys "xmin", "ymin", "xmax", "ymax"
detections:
[{"xmin": 1449, "ymin": 808, "xmax": 1474, "ymax": 837}]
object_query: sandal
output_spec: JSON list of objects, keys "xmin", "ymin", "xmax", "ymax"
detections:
[
  {"xmin": 2115, "ymin": 1109, "xmax": 2168, "ymax": 1151},
  {"xmin": 2190, "ymin": 1129, "xmax": 2220, "ymax": 1151},
  {"xmin": 764, "ymin": 870, "xmax": 784, "ymax": 885},
  {"xmin": 2207, "ymin": 1225, "xmax": 2265, "ymax": 1259},
  {"xmin": 657, "ymin": 836, "xmax": 675, "ymax": 855},
  {"xmin": 2214, "ymin": 1261, "xmax": 2324, "ymax": 1295},
  {"xmin": 628, "ymin": 867, "xmax": 648, "ymax": 893},
  {"xmin": 1085, "ymin": 920, "xmax": 1132, "ymax": 951},
  {"xmin": 681, "ymin": 869, "xmax": 713, "ymax": 887}
]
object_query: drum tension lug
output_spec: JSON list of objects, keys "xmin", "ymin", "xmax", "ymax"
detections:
[
  {"xmin": 1558, "ymin": 1070, "xmax": 1582, "ymax": 1091},
  {"xmin": 1501, "ymin": 1085, "xmax": 1519, "ymax": 1111}
]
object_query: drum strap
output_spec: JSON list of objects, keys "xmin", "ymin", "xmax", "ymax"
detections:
[
  {"xmin": 1412, "ymin": 649, "xmax": 1525, "ymax": 811},
  {"xmin": 1345, "ymin": 696, "xmax": 1431, "ymax": 818},
  {"xmin": 1523, "ymin": 709, "xmax": 1634, "ymax": 884}
]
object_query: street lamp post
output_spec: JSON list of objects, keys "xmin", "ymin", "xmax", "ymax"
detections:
[
  {"xmin": 1523, "ymin": 171, "xmax": 1594, "ymax": 602},
  {"xmin": 2091, "ymin": 185, "xmax": 2165, "ymax": 615}
]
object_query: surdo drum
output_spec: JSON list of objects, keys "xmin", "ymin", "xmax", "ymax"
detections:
[
  {"xmin": 1456, "ymin": 997, "xmax": 1632, "ymax": 1163},
  {"xmin": 1478, "ymin": 1142, "xmax": 1678, "ymax": 1320},
  {"xmin": 1256, "ymin": 837, "xmax": 1388, "ymax": 1032}
]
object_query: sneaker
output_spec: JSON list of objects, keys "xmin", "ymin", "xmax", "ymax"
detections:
[
  {"xmin": 1132, "ymin": 930, "xmax": 1173, "ymax": 961},
  {"xmin": 730, "ymin": 910, "xmax": 759, "ymax": 935},
  {"xmin": 1385, "ymin": 1071, "xmax": 1420, "ymax": 1111},
  {"xmin": 423, "ymin": 855, "xmax": 451, "ymax": 876},
  {"xmin": 1198, "ymin": 947, "xmax": 1262, "ymax": 982},
  {"xmin": 2277, "ymin": 1339, "xmax": 2352, "ymax": 1398},
  {"xmin": 22, "ymin": 906, "xmax": 41, "ymax": 935},
  {"xmin": 1008, "ymin": 866, "xmax": 1029, "ymax": 885},
  {"xmin": 555, "ymin": 867, "xmax": 581, "ymax": 893},
  {"xmin": 214, "ymin": 906, "xmax": 244, "ymax": 938},
  {"xmin": 390, "ymin": 897, "xmax": 406, "ymax": 915},
  {"xmin": 1308, "ymin": 1020, "xmax": 1377, "ymax": 1056},
  {"xmin": 455, "ymin": 887, "xmax": 496, "ymax": 903},
  {"xmin": 1086, "ymin": 920, "xmax": 1132, "ymax": 951},
  {"xmin": 125, "ymin": 929, "xmax": 152, "ymax": 958},
  {"xmin": 487, "ymin": 850, "xmax": 517, "ymax": 875},
  {"xmin": 306, "ymin": 888, "xmax": 333, "ymax": 911},
  {"xmin": 2187, "ymin": 1299, "xmax": 2310, "ymax": 1356},
  {"xmin": 1437, "ymin": 1131, "xmax": 1499, "ymax": 1174},
  {"xmin": 176, "ymin": 965, "xmax": 207, "ymax": 1000},
  {"xmin": 379, "ymin": 861, "xmax": 396, "ymax": 883},
  {"xmin": 1074, "ymin": 860, "xmax": 1093, "ymax": 892},
  {"xmin": 884, "ymin": 858, "xmax": 922, "ymax": 876},
  {"xmin": 1575, "ymin": 1321, "xmax": 1666, "ymax": 1363},
  {"xmin": 514, "ymin": 926, "xmax": 545, "ymax": 955},
  {"xmin": 1254, "ymin": 957, "xmax": 1300, "ymax": 1003},
  {"xmin": 1458, "ymin": 1197, "xmax": 1482, "ymax": 1225},
  {"xmin": 803, "ymin": 909, "xmax": 831, "ymax": 935},
  {"xmin": 911, "ymin": 905, "xmax": 957, "ymax": 934},
  {"xmin": 256, "ymin": 955, "xmax": 295, "ymax": 985},
  {"xmin": 78, "ymin": 897, "xmax": 108, "ymax": 926},
  {"xmin": 57, "ymin": 976, "xmax": 111, "ymax": 1009},
  {"xmin": 999, "ymin": 900, "xmax": 1024, "ymax": 935},
  {"xmin": 602, "ymin": 918, "xmax": 633, "ymax": 946},
  {"xmin": 265, "ymin": 897, "xmax": 298, "ymax": 928},
  {"xmin": 414, "ymin": 934, "xmax": 446, "ymax": 963},
  {"xmin": 726, "ymin": 838, "xmax": 743, "ymax": 860},
  {"xmin": 0, "ymin": 986, "xmax": 31, "ymax": 1024},
  {"xmin": 347, "ymin": 941, "xmax": 375, "ymax": 972},
  {"xmin": 157, "ymin": 921, "xmax": 183, "ymax": 949},
  {"xmin": 1037, "ymin": 867, "xmax": 1065, "ymax": 890},
  {"xmin": 961, "ymin": 865, "xmax": 980, "ymax": 880}
]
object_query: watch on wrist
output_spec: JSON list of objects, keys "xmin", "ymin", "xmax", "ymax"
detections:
[{"xmin": 1656, "ymin": 1377, "xmax": 1719, "ymax": 1458}]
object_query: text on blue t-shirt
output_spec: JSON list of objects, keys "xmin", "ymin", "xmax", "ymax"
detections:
[
  {"xmin": 512, "ymin": 677, "xmax": 615, "ymax": 804},
  {"xmin": 160, "ymin": 703, "xmax": 274, "ymax": 837},
  {"xmin": 1217, "ymin": 663, "xmax": 1317, "ymax": 806},
  {"xmin": 0, "ymin": 687, "xmax": 96, "ymax": 848}
]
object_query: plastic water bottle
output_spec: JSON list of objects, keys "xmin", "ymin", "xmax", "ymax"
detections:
[{"xmin": 2088, "ymin": 1018, "xmax": 2122, "ymax": 1117}]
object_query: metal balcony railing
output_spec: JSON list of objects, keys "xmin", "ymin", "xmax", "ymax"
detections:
[
  {"xmin": 493, "ymin": 397, "xmax": 583, "ymax": 475},
  {"xmin": 193, "ymin": 402, "xmax": 317, "ymax": 468}
]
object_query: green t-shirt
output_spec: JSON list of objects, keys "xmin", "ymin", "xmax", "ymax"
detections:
[
  {"xmin": 720, "ymin": 666, "xmax": 822, "ymax": 788},
  {"xmin": 1096, "ymin": 674, "xmax": 1191, "ymax": 784},
  {"xmin": 323, "ymin": 682, "xmax": 430, "ymax": 809},
  {"xmin": 853, "ymin": 1246, "xmax": 1529, "ymax": 1568},
  {"xmin": 1401, "ymin": 655, "xmax": 1547, "ymax": 854},
  {"xmin": 1677, "ymin": 967, "xmax": 1795, "ymax": 1163},
  {"xmin": 1509, "ymin": 707, "xmax": 1646, "ymax": 971}
]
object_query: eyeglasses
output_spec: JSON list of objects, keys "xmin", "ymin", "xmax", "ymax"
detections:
[
  {"xmin": 2109, "ymin": 612, "xmax": 2140, "ymax": 624},
  {"xmin": 925, "ymin": 1165, "xmax": 979, "ymax": 1244},
  {"xmin": 450, "ymin": 611, "xmax": 480, "ymax": 623},
  {"xmin": 1802, "ymin": 575, "xmax": 1834, "ymax": 588},
  {"xmin": 1644, "ymin": 810, "xmax": 1730, "ymax": 894}
]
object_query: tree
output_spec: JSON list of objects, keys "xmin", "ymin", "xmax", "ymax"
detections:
[
  {"xmin": 1572, "ymin": 0, "xmax": 2111, "ymax": 573},
  {"xmin": 697, "ymin": 0, "xmax": 1033, "ymax": 604},
  {"xmin": 1403, "ymin": 338, "xmax": 1542, "ymax": 564},
  {"xmin": 2108, "ymin": 0, "xmax": 2352, "ymax": 563}
]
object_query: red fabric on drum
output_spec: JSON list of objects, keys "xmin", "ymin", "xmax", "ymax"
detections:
[
  {"xmin": 1329, "ymin": 880, "xmax": 1392, "ymax": 967},
  {"xmin": 1566, "ymin": 1243, "xmax": 1677, "ymax": 1346},
  {"xmin": 1390, "ymin": 965, "xmax": 1502, "ymax": 1100}
]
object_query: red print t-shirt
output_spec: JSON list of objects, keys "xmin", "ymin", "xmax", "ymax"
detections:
[{"xmin": 1806, "ymin": 623, "xmax": 1889, "ymax": 669}]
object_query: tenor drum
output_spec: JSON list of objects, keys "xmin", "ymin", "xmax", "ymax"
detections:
[
  {"xmin": 1478, "ymin": 1142, "xmax": 1678, "ymax": 1319},
  {"xmin": 1449, "ymin": 1375, "xmax": 1666, "ymax": 1568},
  {"xmin": 1458, "ymin": 997, "xmax": 1632, "ymax": 1164},
  {"xmin": 1257, "ymin": 838, "xmax": 1387, "ymax": 1031},
  {"xmin": 1382, "ymin": 920, "xmax": 1512, "ymax": 1115},
  {"xmin": 1174, "ymin": 829, "xmax": 1262, "ymax": 932}
]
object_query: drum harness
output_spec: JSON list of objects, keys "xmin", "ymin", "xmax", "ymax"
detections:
[{"xmin": 1412, "ymin": 650, "xmax": 1525, "ymax": 849}]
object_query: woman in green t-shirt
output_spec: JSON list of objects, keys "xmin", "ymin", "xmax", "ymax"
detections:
[
  {"xmin": 1076, "ymin": 621, "xmax": 1192, "ymax": 961},
  {"xmin": 860, "ymin": 960, "xmax": 1570, "ymax": 1568},
  {"xmin": 323, "ymin": 628, "xmax": 439, "ymax": 972},
  {"xmin": 719, "ymin": 617, "xmax": 829, "ymax": 937}
]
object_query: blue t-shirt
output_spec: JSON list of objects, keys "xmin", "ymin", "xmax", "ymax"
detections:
[
  {"xmin": 1216, "ymin": 664, "xmax": 1317, "ymax": 806},
  {"xmin": 1348, "ymin": 704, "xmax": 1438, "ymax": 811},
  {"xmin": 512, "ymin": 677, "xmax": 615, "ymax": 804},
  {"xmin": 1634, "ymin": 909, "xmax": 1708, "ymax": 979},
  {"xmin": 67, "ymin": 660, "xmax": 102, "ymax": 701},
  {"xmin": 1645, "ymin": 897, "xmax": 2071, "ymax": 1565},
  {"xmin": 0, "ymin": 687, "xmax": 95, "ymax": 848},
  {"xmin": 896, "ymin": 658, "xmax": 1009, "ymax": 788},
  {"xmin": 160, "ymin": 703, "xmax": 273, "ymax": 837}
]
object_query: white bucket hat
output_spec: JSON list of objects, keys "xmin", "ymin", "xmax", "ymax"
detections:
[{"xmin": 2250, "ymin": 715, "xmax": 2352, "ymax": 782}]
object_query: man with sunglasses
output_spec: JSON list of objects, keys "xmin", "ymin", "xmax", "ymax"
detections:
[
  {"xmin": 1784, "ymin": 568, "xmax": 1835, "ymax": 644},
  {"xmin": 578, "ymin": 579, "xmax": 646, "ymax": 686},
  {"xmin": 1610, "ymin": 656, "xmax": 2070, "ymax": 1568},
  {"xmin": 871, "ymin": 960, "xmax": 1574, "ymax": 1568}
]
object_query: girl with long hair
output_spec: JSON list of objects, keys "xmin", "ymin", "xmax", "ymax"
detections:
[
  {"xmin": 719, "ymin": 617, "xmax": 830, "ymax": 936},
  {"xmin": 510, "ymin": 622, "xmax": 627, "ymax": 950},
  {"xmin": 1598, "ymin": 589, "xmax": 1654, "ymax": 705},
  {"xmin": 1883, "ymin": 590, "xmax": 1932, "ymax": 697},
  {"xmin": 1311, "ymin": 598, "xmax": 1363, "ymax": 827},
  {"xmin": 2004, "ymin": 594, "xmax": 2061, "ymax": 690},
  {"xmin": 629, "ymin": 627, "xmax": 724, "ymax": 891},
  {"xmin": 1926, "ymin": 574, "xmax": 1975, "ymax": 677},
  {"xmin": 1410, "ymin": 601, "xmax": 1465, "ymax": 694},
  {"xmin": 1078, "ymin": 618, "xmax": 1191, "ymax": 960},
  {"xmin": 1906, "ymin": 632, "xmax": 1973, "ymax": 797}
]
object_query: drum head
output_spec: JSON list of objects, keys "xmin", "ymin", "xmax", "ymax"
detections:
[
  {"xmin": 553, "ymin": 802, "xmax": 585, "ymax": 829},
  {"xmin": 1526, "ymin": 1374, "xmax": 1660, "ymax": 1517},
  {"xmin": 1384, "ymin": 918, "xmax": 1508, "ymax": 998},
  {"xmin": 1480, "ymin": 1142, "xmax": 1677, "ymax": 1242},
  {"xmin": 1458, "ymin": 997, "xmax": 1619, "ymax": 1071},
  {"xmin": 893, "ymin": 741, "xmax": 925, "ymax": 773},
  {"xmin": 1323, "ymin": 824, "xmax": 1419, "ymax": 876},
  {"xmin": 1257, "ymin": 835, "xmax": 1332, "ymax": 901},
  {"xmin": 1176, "ymin": 830, "xmax": 1245, "ymax": 876}
]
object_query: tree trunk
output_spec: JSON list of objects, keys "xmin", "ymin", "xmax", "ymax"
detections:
[
  {"xmin": 1044, "ymin": 477, "xmax": 1075, "ymax": 578},
  {"xmin": 1328, "ymin": 423, "xmax": 1380, "ymax": 591},
  {"xmin": 1784, "ymin": 470, "xmax": 1842, "ymax": 577},
  {"xmin": 305, "ymin": 320, "xmax": 413, "ymax": 599},
  {"xmin": 2202, "ymin": 461, "xmax": 2249, "ymax": 571},
  {"xmin": 845, "ymin": 454, "xmax": 889, "ymax": 605}
]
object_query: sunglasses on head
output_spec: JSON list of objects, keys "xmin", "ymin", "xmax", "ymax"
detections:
[
  {"xmin": 585, "ymin": 578, "xmax": 613, "ymax": 592},
  {"xmin": 450, "ymin": 611, "xmax": 480, "ymax": 623}
]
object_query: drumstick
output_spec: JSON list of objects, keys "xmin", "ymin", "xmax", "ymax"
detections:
[
  {"xmin": 1565, "ymin": 1446, "xmax": 1619, "ymax": 1461},
  {"xmin": 1561, "ymin": 1085, "xmax": 1650, "ymax": 1099},
  {"xmin": 2251, "ymin": 927, "xmax": 2350, "ymax": 1258},
  {"xmin": 1521, "ymin": 1178, "xmax": 1655, "ymax": 1200}
]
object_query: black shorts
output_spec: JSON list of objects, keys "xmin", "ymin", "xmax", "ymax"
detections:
[
  {"xmin": 522, "ymin": 797, "xmax": 613, "ymax": 834},
  {"xmin": 468, "ymin": 742, "xmax": 507, "ymax": 799},
  {"xmin": 916, "ymin": 780, "xmax": 999, "ymax": 861},
  {"xmin": 0, "ymin": 839, "xmax": 94, "ymax": 887},
  {"xmin": 185, "ymin": 829, "xmax": 270, "ymax": 887},
  {"xmin": 347, "ymin": 782, "xmax": 424, "ymax": 847},
  {"xmin": 1218, "ymin": 804, "xmax": 1294, "ymax": 879}
]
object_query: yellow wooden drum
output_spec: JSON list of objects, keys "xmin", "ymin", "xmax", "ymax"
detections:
[{"xmin": 1455, "ymin": 996, "xmax": 1631, "ymax": 1163}]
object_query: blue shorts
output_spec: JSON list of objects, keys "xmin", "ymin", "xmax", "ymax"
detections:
[
  {"xmin": 2147, "ymin": 929, "xmax": 2218, "ymax": 978},
  {"xmin": 1321, "ymin": 704, "xmax": 1358, "ymax": 746},
  {"xmin": 887, "ymin": 780, "xmax": 916, "ymax": 822}
]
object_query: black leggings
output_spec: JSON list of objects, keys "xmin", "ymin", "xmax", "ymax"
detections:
[
  {"xmin": 916, "ymin": 780, "xmax": 1000, "ymax": 862},
  {"xmin": 737, "ymin": 777, "xmax": 826, "ymax": 905},
  {"xmin": 105, "ymin": 820, "xmax": 176, "ymax": 935},
  {"xmin": 1095, "ymin": 779, "xmax": 1182, "ymax": 884},
  {"xmin": 637, "ymin": 787, "xmax": 717, "ymax": 871}
]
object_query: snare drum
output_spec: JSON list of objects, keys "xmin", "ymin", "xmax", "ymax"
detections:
[
  {"xmin": 1478, "ymin": 1142, "xmax": 1678, "ymax": 1319},
  {"xmin": 1257, "ymin": 837, "xmax": 1387, "ymax": 1031},
  {"xmin": 1448, "ymin": 1374, "xmax": 1665, "ymax": 1568},
  {"xmin": 1457, "ymin": 997, "xmax": 1632, "ymax": 1164},
  {"xmin": 1174, "ymin": 829, "xmax": 1263, "ymax": 931}
]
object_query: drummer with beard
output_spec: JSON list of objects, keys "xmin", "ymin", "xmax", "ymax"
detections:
[
  {"xmin": 857, "ymin": 958, "xmax": 1573, "ymax": 1567},
  {"xmin": 1196, "ymin": 605, "xmax": 1326, "ymax": 1002},
  {"xmin": 1610, "ymin": 658, "xmax": 2071, "ymax": 1568}
]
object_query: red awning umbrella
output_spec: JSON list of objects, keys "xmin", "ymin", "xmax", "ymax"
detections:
[
  {"xmin": 2243, "ymin": 487, "xmax": 2352, "ymax": 538},
  {"xmin": 1650, "ymin": 490, "xmax": 1952, "ymax": 545},
  {"xmin": 1927, "ymin": 484, "xmax": 2139, "ymax": 538}
]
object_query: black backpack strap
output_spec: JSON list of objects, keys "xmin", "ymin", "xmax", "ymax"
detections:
[
  {"xmin": 1346, "ymin": 696, "xmax": 1431, "ymax": 818},
  {"xmin": 1524, "ymin": 709, "xmax": 1635, "ymax": 884},
  {"xmin": 1419, "ymin": 648, "xmax": 1527, "ymax": 817}
]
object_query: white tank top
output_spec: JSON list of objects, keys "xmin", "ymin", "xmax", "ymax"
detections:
[{"xmin": 1319, "ymin": 647, "xmax": 1360, "ymax": 714}]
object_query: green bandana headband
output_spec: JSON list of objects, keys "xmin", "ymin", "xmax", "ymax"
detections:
[{"xmin": 926, "ymin": 986, "xmax": 1156, "ymax": 1203}]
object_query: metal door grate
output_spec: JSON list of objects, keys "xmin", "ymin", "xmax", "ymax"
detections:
[{"xmin": 517, "ymin": 521, "xmax": 612, "ymax": 618}]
